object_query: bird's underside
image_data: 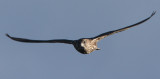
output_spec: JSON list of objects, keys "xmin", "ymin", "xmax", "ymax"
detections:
[{"xmin": 6, "ymin": 11, "xmax": 156, "ymax": 54}]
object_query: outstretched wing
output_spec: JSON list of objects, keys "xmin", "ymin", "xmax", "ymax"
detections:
[
  {"xmin": 92, "ymin": 11, "xmax": 156, "ymax": 41},
  {"xmin": 6, "ymin": 34, "xmax": 73, "ymax": 44}
]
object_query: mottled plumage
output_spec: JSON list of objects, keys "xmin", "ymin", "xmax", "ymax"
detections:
[{"xmin": 6, "ymin": 12, "xmax": 155, "ymax": 54}]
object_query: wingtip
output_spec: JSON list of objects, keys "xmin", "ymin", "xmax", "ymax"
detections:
[
  {"xmin": 6, "ymin": 33, "xmax": 9, "ymax": 37},
  {"xmin": 151, "ymin": 11, "xmax": 156, "ymax": 17},
  {"xmin": 6, "ymin": 34, "xmax": 12, "ymax": 39}
]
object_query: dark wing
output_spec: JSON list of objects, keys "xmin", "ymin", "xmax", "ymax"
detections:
[
  {"xmin": 6, "ymin": 34, "xmax": 73, "ymax": 44},
  {"xmin": 92, "ymin": 11, "xmax": 156, "ymax": 41}
]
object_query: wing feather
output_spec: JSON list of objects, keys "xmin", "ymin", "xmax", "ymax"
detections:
[
  {"xmin": 93, "ymin": 11, "xmax": 156, "ymax": 41},
  {"xmin": 6, "ymin": 34, "xmax": 73, "ymax": 44}
]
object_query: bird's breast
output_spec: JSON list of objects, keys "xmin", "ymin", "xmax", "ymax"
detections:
[{"xmin": 73, "ymin": 39, "xmax": 98, "ymax": 54}]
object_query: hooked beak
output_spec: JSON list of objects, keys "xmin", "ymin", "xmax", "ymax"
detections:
[{"xmin": 96, "ymin": 48, "xmax": 100, "ymax": 50}]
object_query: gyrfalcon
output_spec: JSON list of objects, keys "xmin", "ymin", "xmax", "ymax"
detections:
[{"xmin": 6, "ymin": 11, "xmax": 156, "ymax": 54}]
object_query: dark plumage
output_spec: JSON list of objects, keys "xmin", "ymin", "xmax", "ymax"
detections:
[{"xmin": 6, "ymin": 12, "xmax": 156, "ymax": 54}]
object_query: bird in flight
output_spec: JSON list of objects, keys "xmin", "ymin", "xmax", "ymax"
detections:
[{"xmin": 6, "ymin": 11, "xmax": 156, "ymax": 54}]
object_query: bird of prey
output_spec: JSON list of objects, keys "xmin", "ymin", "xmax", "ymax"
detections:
[{"xmin": 6, "ymin": 12, "xmax": 156, "ymax": 54}]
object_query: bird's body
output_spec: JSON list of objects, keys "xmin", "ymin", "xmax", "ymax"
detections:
[
  {"xmin": 73, "ymin": 38, "xmax": 99, "ymax": 54},
  {"xmin": 6, "ymin": 12, "xmax": 156, "ymax": 54}
]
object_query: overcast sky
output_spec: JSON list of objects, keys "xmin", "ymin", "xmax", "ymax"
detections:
[{"xmin": 0, "ymin": 0, "xmax": 160, "ymax": 79}]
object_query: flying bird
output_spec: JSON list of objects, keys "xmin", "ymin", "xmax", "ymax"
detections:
[{"xmin": 6, "ymin": 12, "xmax": 156, "ymax": 54}]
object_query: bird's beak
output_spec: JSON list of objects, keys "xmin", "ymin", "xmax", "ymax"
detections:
[{"xmin": 96, "ymin": 48, "xmax": 100, "ymax": 50}]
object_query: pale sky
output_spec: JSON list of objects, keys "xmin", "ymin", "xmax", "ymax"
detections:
[{"xmin": 0, "ymin": 0, "xmax": 160, "ymax": 79}]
